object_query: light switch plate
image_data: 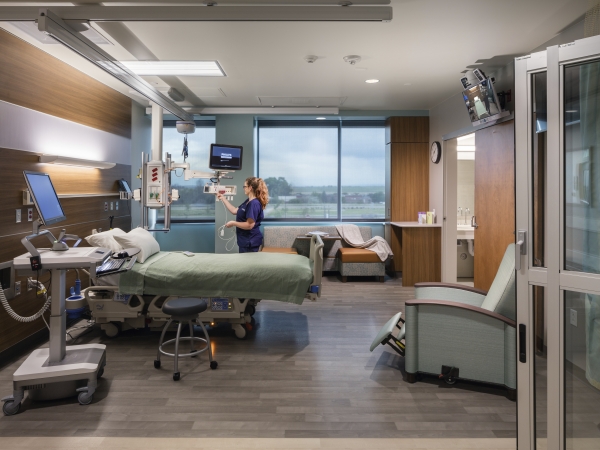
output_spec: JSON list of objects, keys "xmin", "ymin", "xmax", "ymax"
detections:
[
  {"xmin": 15, "ymin": 209, "xmax": 21, "ymax": 223},
  {"xmin": 570, "ymin": 309, "xmax": 577, "ymax": 327}
]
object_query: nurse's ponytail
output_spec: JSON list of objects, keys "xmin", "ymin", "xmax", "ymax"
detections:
[{"xmin": 246, "ymin": 177, "xmax": 269, "ymax": 210}]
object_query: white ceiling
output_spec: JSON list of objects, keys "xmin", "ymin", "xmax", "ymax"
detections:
[{"xmin": 0, "ymin": 0, "xmax": 591, "ymax": 112}]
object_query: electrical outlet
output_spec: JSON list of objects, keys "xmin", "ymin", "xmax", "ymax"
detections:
[
  {"xmin": 570, "ymin": 309, "xmax": 577, "ymax": 327},
  {"xmin": 104, "ymin": 202, "xmax": 108, "ymax": 212},
  {"xmin": 27, "ymin": 208, "xmax": 33, "ymax": 221},
  {"xmin": 15, "ymin": 209, "xmax": 21, "ymax": 223},
  {"xmin": 14, "ymin": 281, "xmax": 21, "ymax": 296},
  {"xmin": 110, "ymin": 202, "xmax": 114, "ymax": 210},
  {"xmin": 26, "ymin": 277, "xmax": 33, "ymax": 291},
  {"xmin": 115, "ymin": 202, "xmax": 119, "ymax": 211}
]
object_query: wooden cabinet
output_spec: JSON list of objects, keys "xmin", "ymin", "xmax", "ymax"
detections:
[{"xmin": 387, "ymin": 117, "xmax": 431, "ymax": 274}]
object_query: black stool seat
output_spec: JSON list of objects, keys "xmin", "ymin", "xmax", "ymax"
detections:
[{"xmin": 162, "ymin": 298, "xmax": 207, "ymax": 317}]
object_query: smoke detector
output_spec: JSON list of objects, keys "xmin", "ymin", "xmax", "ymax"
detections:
[
  {"xmin": 343, "ymin": 55, "xmax": 361, "ymax": 65},
  {"xmin": 304, "ymin": 55, "xmax": 318, "ymax": 64}
]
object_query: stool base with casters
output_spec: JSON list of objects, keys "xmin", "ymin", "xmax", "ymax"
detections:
[{"xmin": 154, "ymin": 298, "xmax": 218, "ymax": 380}]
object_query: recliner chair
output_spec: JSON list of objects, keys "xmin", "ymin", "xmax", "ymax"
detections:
[{"xmin": 370, "ymin": 243, "xmax": 516, "ymax": 399}]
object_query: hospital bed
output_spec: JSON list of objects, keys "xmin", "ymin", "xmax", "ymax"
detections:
[{"xmin": 84, "ymin": 234, "xmax": 324, "ymax": 339}]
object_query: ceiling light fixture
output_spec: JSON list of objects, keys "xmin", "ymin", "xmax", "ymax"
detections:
[
  {"xmin": 120, "ymin": 61, "xmax": 225, "ymax": 77},
  {"xmin": 365, "ymin": 79, "xmax": 379, "ymax": 83},
  {"xmin": 39, "ymin": 154, "xmax": 115, "ymax": 169},
  {"xmin": 316, "ymin": 117, "xmax": 327, "ymax": 120}
]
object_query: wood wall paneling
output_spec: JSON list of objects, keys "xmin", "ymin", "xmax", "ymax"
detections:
[
  {"xmin": 474, "ymin": 120, "xmax": 515, "ymax": 291},
  {"xmin": 401, "ymin": 227, "xmax": 441, "ymax": 286},
  {"xmin": 0, "ymin": 149, "xmax": 132, "ymax": 354},
  {"xmin": 0, "ymin": 29, "xmax": 131, "ymax": 139},
  {"xmin": 385, "ymin": 117, "xmax": 429, "ymax": 144}
]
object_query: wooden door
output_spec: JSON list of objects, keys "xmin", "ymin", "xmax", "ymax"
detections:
[{"xmin": 474, "ymin": 120, "xmax": 515, "ymax": 291}]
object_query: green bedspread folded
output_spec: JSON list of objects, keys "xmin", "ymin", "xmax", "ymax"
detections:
[{"xmin": 119, "ymin": 251, "xmax": 314, "ymax": 305}]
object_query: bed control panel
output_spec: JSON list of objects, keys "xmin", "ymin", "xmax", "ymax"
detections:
[{"xmin": 211, "ymin": 298, "xmax": 233, "ymax": 311}]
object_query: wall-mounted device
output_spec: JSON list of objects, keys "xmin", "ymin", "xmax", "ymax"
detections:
[
  {"xmin": 460, "ymin": 76, "xmax": 471, "ymax": 89},
  {"xmin": 118, "ymin": 178, "xmax": 132, "ymax": 200},
  {"xmin": 472, "ymin": 68, "xmax": 487, "ymax": 82},
  {"xmin": 22, "ymin": 190, "xmax": 34, "ymax": 206},
  {"xmin": 462, "ymin": 75, "xmax": 510, "ymax": 127},
  {"xmin": 0, "ymin": 260, "xmax": 15, "ymax": 300}
]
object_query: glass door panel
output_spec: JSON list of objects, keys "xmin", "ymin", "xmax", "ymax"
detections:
[
  {"xmin": 564, "ymin": 290, "xmax": 600, "ymax": 449},
  {"xmin": 533, "ymin": 72, "xmax": 547, "ymax": 268},
  {"xmin": 534, "ymin": 286, "xmax": 547, "ymax": 449},
  {"xmin": 564, "ymin": 61, "xmax": 600, "ymax": 274}
]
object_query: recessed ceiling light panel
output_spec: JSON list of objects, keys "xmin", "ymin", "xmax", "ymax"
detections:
[
  {"xmin": 119, "ymin": 61, "xmax": 226, "ymax": 77},
  {"xmin": 365, "ymin": 79, "xmax": 379, "ymax": 83}
]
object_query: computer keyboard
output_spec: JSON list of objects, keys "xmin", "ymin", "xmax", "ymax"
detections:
[{"xmin": 96, "ymin": 258, "xmax": 126, "ymax": 276}]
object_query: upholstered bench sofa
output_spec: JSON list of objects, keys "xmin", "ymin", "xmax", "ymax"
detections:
[{"xmin": 261, "ymin": 226, "xmax": 386, "ymax": 282}]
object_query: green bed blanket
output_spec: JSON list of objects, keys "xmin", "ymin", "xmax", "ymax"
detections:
[{"xmin": 119, "ymin": 251, "xmax": 314, "ymax": 305}]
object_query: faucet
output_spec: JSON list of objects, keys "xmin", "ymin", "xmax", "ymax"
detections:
[
  {"xmin": 465, "ymin": 208, "xmax": 470, "ymax": 225},
  {"xmin": 457, "ymin": 207, "xmax": 462, "ymax": 225}
]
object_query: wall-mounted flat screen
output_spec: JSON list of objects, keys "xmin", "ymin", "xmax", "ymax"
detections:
[
  {"xmin": 23, "ymin": 171, "xmax": 66, "ymax": 226},
  {"xmin": 209, "ymin": 144, "xmax": 243, "ymax": 171},
  {"xmin": 462, "ymin": 79, "xmax": 503, "ymax": 126}
]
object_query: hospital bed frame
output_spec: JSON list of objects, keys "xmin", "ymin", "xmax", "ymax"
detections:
[{"xmin": 83, "ymin": 235, "xmax": 324, "ymax": 339}]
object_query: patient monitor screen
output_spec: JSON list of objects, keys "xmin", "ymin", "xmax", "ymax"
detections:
[
  {"xmin": 23, "ymin": 171, "xmax": 66, "ymax": 226},
  {"xmin": 209, "ymin": 144, "xmax": 243, "ymax": 171}
]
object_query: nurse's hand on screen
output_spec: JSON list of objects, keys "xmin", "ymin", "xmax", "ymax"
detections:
[{"xmin": 225, "ymin": 221, "xmax": 236, "ymax": 228}]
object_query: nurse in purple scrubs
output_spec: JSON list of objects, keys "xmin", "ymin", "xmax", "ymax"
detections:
[{"xmin": 217, "ymin": 177, "xmax": 269, "ymax": 253}]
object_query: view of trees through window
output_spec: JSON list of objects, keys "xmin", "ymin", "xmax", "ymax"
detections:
[
  {"xmin": 258, "ymin": 121, "xmax": 385, "ymax": 220},
  {"xmin": 158, "ymin": 122, "xmax": 216, "ymax": 221}
]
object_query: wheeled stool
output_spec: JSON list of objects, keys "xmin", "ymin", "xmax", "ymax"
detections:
[{"xmin": 154, "ymin": 298, "xmax": 218, "ymax": 380}]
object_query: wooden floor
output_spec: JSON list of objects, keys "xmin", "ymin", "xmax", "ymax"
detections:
[{"xmin": 0, "ymin": 274, "xmax": 516, "ymax": 442}]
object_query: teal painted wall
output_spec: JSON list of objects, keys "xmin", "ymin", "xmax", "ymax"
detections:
[{"xmin": 214, "ymin": 115, "xmax": 255, "ymax": 253}]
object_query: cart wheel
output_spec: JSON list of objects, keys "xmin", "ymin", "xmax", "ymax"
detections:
[
  {"xmin": 246, "ymin": 305, "xmax": 256, "ymax": 316},
  {"xmin": 2, "ymin": 400, "xmax": 21, "ymax": 416},
  {"xmin": 154, "ymin": 360, "xmax": 161, "ymax": 369},
  {"xmin": 103, "ymin": 322, "xmax": 121, "ymax": 338},
  {"xmin": 78, "ymin": 392, "xmax": 93, "ymax": 405},
  {"xmin": 445, "ymin": 376, "xmax": 457, "ymax": 385},
  {"xmin": 234, "ymin": 325, "xmax": 247, "ymax": 340},
  {"xmin": 173, "ymin": 372, "xmax": 180, "ymax": 381},
  {"xmin": 210, "ymin": 361, "xmax": 218, "ymax": 370},
  {"xmin": 97, "ymin": 366, "xmax": 105, "ymax": 379}
]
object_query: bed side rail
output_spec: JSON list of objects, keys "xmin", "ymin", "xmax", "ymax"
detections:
[{"xmin": 308, "ymin": 235, "xmax": 324, "ymax": 299}]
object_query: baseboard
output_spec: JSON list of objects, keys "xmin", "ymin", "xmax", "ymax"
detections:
[{"xmin": 0, "ymin": 327, "xmax": 49, "ymax": 370}]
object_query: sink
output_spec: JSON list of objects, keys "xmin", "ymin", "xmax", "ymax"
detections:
[{"xmin": 457, "ymin": 225, "xmax": 474, "ymax": 240}]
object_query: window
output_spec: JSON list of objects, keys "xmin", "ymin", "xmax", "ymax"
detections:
[
  {"xmin": 158, "ymin": 120, "xmax": 216, "ymax": 222},
  {"xmin": 258, "ymin": 120, "xmax": 386, "ymax": 221}
]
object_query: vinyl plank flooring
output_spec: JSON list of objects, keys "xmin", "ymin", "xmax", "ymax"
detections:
[{"xmin": 0, "ymin": 275, "xmax": 518, "ymax": 439}]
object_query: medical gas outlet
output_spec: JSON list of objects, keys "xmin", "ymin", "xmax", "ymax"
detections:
[{"xmin": 146, "ymin": 162, "xmax": 164, "ymax": 208}]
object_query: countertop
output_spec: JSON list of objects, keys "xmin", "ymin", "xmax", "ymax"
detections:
[{"xmin": 390, "ymin": 222, "xmax": 442, "ymax": 228}]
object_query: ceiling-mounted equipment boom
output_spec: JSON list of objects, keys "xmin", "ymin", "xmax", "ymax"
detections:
[{"xmin": 37, "ymin": 9, "xmax": 193, "ymax": 122}]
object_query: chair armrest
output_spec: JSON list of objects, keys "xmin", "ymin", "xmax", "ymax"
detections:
[
  {"xmin": 413, "ymin": 283, "xmax": 487, "ymax": 307},
  {"xmin": 405, "ymin": 299, "xmax": 516, "ymax": 328},
  {"xmin": 415, "ymin": 282, "xmax": 488, "ymax": 296}
]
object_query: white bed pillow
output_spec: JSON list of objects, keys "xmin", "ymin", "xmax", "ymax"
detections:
[
  {"xmin": 113, "ymin": 227, "xmax": 160, "ymax": 263},
  {"xmin": 85, "ymin": 228, "xmax": 126, "ymax": 253}
]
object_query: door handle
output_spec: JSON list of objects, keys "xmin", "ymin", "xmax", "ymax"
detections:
[
  {"xmin": 471, "ymin": 215, "xmax": 478, "ymax": 229},
  {"xmin": 519, "ymin": 324, "xmax": 526, "ymax": 363},
  {"xmin": 515, "ymin": 229, "xmax": 527, "ymax": 271}
]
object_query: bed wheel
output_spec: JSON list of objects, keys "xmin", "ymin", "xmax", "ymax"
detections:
[
  {"xmin": 233, "ymin": 324, "xmax": 247, "ymax": 339},
  {"xmin": 103, "ymin": 322, "xmax": 121, "ymax": 338}
]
